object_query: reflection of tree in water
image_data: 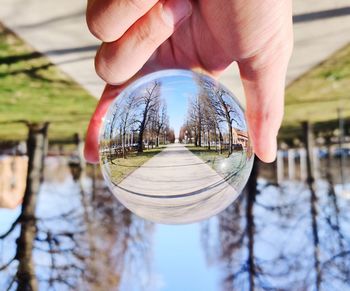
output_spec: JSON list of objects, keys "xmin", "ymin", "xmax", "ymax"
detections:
[
  {"xmin": 202, "ymin": 160, "xmax": 260, "ymax": 291},
  {"xmin": 82, "ymin": 182, "xmax": 154, "ymax": 290},
  {"xmin": 0, "ymin": 159, "xmax": 153, "ymax": 290},
  {"xmin": 202, "ymin": 159, "xmax": 350, "ymax": 291}
]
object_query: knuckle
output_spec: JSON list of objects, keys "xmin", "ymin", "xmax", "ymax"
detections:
[
  {"xmin": 86, "ymin": 13, "xmax": 104, "ymax": 40},
  {"xmin": 86, "ymin": 9, "xmax": 117, "ymax": 42},
  {"xmin": 95, "ymin": 56, "xmax": 125, "ymax": 85},
  {"xmin": 128, "ymin": 0, "xmax": 148, "ymax": 12},
  {"xmin": 95, "ymin": 56, "xmax": 112, "ymax": 83},
  {"xmin": 135, "ymin": 8, "xmax": 172, "ymax": 48},
  {"xmin": 135, "ymin": 22, "xmax": 159, "ymax": 47}
]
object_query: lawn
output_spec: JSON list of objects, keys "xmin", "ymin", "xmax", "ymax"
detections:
[
  {"xmin": 105, "ymin": 147, "xmax": 164, "ymax": 184},
  {"xmin": 281, "ymin": 43, "xmax": 350, "ymax": 139},
  {"xmin": 0, "ymin": 23, "xmax": 97, "ymax": 142},
  {"xmin": 186, "ymin": 145, "xmax": 246, "ymax": 167},
  {"xmin": 186, "ymin": 144, "xmax": 252, "ymax": 188},
  {"xmin": 1, "ymin": 20, "xmax": 349, "ymax": 144},
  {"xmin": 186, "ymin": 145, "xmax": 229, "ymax": 162}
]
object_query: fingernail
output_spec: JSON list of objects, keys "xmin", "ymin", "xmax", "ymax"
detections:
[
  {"xmin": 162, "ymin": 0, "xmax": 192, "ymax": 27},
  {"xmin": 264, "ymin": 136, "xmax": 277, "ymax": 163},
  {"xmin": 251, "ymin": 130, "xmax": 277, "ymax": 163}
]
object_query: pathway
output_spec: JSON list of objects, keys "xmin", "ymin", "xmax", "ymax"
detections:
[{"xmin": 113, "ymin": 143, "xmax": 239, "ymax": 224}]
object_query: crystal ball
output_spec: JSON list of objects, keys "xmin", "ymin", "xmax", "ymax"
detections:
[{"xmin": 99, "ymin": 70, "xmax": 254, "ymax": 224}]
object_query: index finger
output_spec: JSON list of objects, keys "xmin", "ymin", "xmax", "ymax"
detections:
[{"xmin": 86, "ymin": 0, "xmax": 159, "ymax": 42}]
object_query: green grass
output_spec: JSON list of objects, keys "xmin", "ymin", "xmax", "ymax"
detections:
[
  {"xmin": 2, "ymin": 20, "xmax": 348, "ymax": 143},
  {"xmin": 186, "ymin": 145, "xmax": 229, "ymax": 162},
  {"xmin": 281, "ymin": 43, "xmax": 350, "ymax": 139},
  {"xmin": 0, "ymin": 24, "xmax": 97, "ymax": 141},
  {"xmin": 186, "ymin": 144, "xmax": 252, "ymax": 188},
  {"xmin": 106, "ymin": 147, "xmax": 164, "ymax": 183}
]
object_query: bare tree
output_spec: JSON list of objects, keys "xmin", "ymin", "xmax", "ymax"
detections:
[
  {"xmin": 154, "ymin": 101, "xmax": 168, "ymax": 147},
  {"xmin": 0, "ymin": 123, "xmax": 49, "ymax": 291},
  {"xmin": 135, "ymin": 82, "xmax": 161, "ymax": 153},
  {"xmin": 202, "ymin": 78, "xmax": 244, "ymax": 154},
  {"xmin": 0, "ymin": 135, "xmax": 154, "ymax": 291},
  {"xmin": 119, "ymin": 93, "xmax": 138, "ymax": 158},
  {"xmin": 186, "ymin": 94, "xmax": 203, "ymax": 147}
]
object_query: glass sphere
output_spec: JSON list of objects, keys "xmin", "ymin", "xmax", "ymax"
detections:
[{"xmin": 99, "ymin": 70, "xmax": 254, "ymax": 224}]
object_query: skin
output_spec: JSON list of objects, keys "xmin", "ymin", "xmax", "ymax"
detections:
[{"xmin": 84, "ymin": 0, "xmax": 293, "ymax": 163}]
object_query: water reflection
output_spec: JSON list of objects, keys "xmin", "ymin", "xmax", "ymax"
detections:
[
  {"xmin": 0, "ymin": 149, "xmax": 349, "ymax": 290},
  {"xmin": 0, "ymin": 155, "xmax": 153, "ymax": 291},
  {"xmin": 203, "ymin": 158, "xmax": 350, "ymax": 291},
  {"xmin": 99, "ymin": 70, "xmax": 253, "ymax": 224}
]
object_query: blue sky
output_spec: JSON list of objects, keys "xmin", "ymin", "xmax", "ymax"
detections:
[
  {"xmin": 151, "ymin": 222, "xmax": 221, "ymax": 291},
  {"xmin": 160, "ymin": 75, "xmax": 199, "ymax": 138}
]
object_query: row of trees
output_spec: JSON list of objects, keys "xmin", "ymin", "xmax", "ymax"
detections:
[
  {"xmin": 1, "ymin": 124, "xmax": 349, "ymax": 290},
  {"xmin": 0, "ymin": 127, "xmax": 153, "ymax": 290},
  {"xmin": 180, "ymin": 77, "xmax": 246, "ymax": 154},
  {"xmin": 102, "ymin": 81, "xmax": 174, "ymax": 159},
  {"xmin": 202, "ymin": 157, "xmax": 350, "ymax": 291}
]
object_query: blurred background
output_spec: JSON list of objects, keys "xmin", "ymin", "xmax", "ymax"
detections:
[{"xmin": 0, "ymin": 0, "xmax": 350, "ymax": 290}]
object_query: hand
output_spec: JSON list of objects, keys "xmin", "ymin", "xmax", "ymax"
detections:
[{"xmin": 84, "ymin": 0, "xmax": 293, "ymax": 163}]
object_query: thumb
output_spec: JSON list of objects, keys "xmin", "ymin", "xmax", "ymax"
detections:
[{"xmin": 238, "ymin": 45, "xmax": 292, "ymax": 163}]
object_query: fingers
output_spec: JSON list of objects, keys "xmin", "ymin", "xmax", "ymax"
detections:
[
  {"xmin": 84, "ymin": 84, "xmax": 126, "ymax": 163},
  {"xmin": 239, "ymin": 42, "xmax": 292, "ymax": 163},
  {"xmin": 86, "ymin": 0, "xmax": 192, "ymax": 163},
  {"xmin": 95, "ymin": 0, "xmax": 192, "ymax": 84},
  {"xmin": 86, "ymin": 0, "xmax": 159, "ymax": 42}
]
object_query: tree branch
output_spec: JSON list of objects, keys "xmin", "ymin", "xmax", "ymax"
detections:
[
  {"xmin": 0, "ymin": 215, "xmax": 20, "ymax": 239},
  {"xmin": 0, "ymin": 256, "xmax": 16, "ymax": 271},
  {"xmin": 6, "ymin": 275, "xmax": 16, "ymax": 291},
  {"xmin": 322, "ymin": 250, "xmax": 350, "ymax": 269}
]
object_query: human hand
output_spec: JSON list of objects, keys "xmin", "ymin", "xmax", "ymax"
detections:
[{"xmin": 84, "ymin": 0, "xmax": 293, "ymax": 163}]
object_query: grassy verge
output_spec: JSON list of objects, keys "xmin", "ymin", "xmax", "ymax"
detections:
[
  {"xmin": 281, "ymin": 43, "xmax": 350, "ymax": 140},
  {"xmin": 0, "ymin": 23, "xmax": 97, "ymax": 141},
  {"xmin": 106, "ymin": 147, "xmax": 164, "ymax": 184},
  {"xmin": 185, "ymin": 145, "xmax": 229, "ymax": 163},
  {"xmin": 186, "ymin": 144, "xmax": 252, "ymax": 188}
]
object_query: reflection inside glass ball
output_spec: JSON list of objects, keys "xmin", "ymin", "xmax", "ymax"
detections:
[{"xmin": 99, "ymin": 70, "xmax": 254, "ymax": 224}]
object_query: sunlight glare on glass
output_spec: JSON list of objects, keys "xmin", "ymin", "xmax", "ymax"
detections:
[{"xmin": 99, "ymin": 70, "xmax": 254, "ymax": 224}]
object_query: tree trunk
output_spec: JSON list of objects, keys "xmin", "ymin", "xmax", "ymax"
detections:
[
  {"xmin": 219, "ymin": 131, "xmax": 223, "ymax": 154},
  {"xmin": 207, "ymin": 129, "xmax": 211, "ymax": 150},
  {"xmin": 217, "ymin": 92, "xmax": 233, "ymax": 154},
  {"xmin": 137, "ymin": 109, "xmax": 148, "ymax": 153},
  {"xmin": 194, "ymin": 128, "xmax": 198, "ymax": 147},
  {"xmin": 198, "ymin": 125, "xmax": 202, "ymax": 147},
  {"xmin": 156, "ymin": 134, "xmax": 159, "ymax": 147},
  {"xmin": 69, "ymin": 133, "xmax": 86, "ymax": 180},
  {"xmin": 16, "ymin": 122, "xmax": 49, "ymax": 291},
  {"xmin": 122, "ymin": 132, "xmax": 127, "ymax": 159},
  {"xmin": 228, "ymin": 125, "xmax": 233, "ymax": 155},
  {"xmin": 137, "ymin": 125, "xmax": 145, "ymax": 153},
  {"xmin": 302, "ymin": 121, "xmax": 321, "ymax": 290},
  {"xmin": 246, "ymin": 159, "xmax": 258, "ymax": 291},
  {"xmin": 325, "ymin": 137, "xmax": 344, "ymax": 251}
]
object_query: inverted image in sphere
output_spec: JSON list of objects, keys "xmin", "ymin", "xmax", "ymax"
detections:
[{"xmin": 99, "ymin": 70, "xmax": 254, "ymax": 224}]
